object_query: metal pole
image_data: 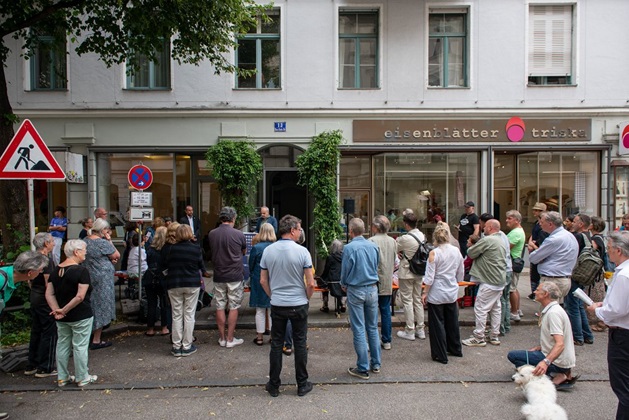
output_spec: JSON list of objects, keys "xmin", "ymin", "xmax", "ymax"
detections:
[
  {"xmin": 137, "ymin": 223, "xmax": 143, "ymax": 300},
  {"xmin": 28, "ymin": 179, "xmax": 35, "ymax": 250}
]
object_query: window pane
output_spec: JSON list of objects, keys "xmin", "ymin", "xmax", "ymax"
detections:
[
  {"xmin": 35, "ymin": 44, "xmax": 52, "ymax": 89},
  {"xmin": 357, "ymin": 13, "xmax": 377, "ymax": 34},
  {"xmin": 447, "ymin": 38, "xmax": 464, "ymax": 87},
  {"xmin": 340, "ymin": 39, "xmax": 356, "ymax": 88},
  {"xmin": 262, "ymin": 11, "xmax": 280, "ymax": 34},
  {"xmin": 340, "ymin": 156, "xmax": 371, "ymax": 188},
  {"xmin": 261, "ymin": 39, "xmax": 280, "ymax": 88},
  {"xmin": 359, "ymin": 39, "xmax": 376, "ymax": 65},
  {"xmin": 445, "ymin": 14, "xmax": 465, "ymax": 33},
  {"xmin": 428, "ymin": 38, "xmax": 444, "ymax": 87},
  {"xmin": 237, "ymin": 39, "xmax": 257, "ymax": 88},
  {"xmin": 429, "ymin": 14, "xmax": 444, "ymax": 33},
  {"xmin": 339, "ymin": 14, "xmax": 356, "ymax": 34},
  {"xmin": 360, "ymin": 66, "xmax": 376, "ymax": 88}
]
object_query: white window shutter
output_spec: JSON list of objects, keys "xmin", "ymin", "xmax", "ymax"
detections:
[{"xmin": 529, "ymin": 5, "xmax": 573, "ymax": 77}]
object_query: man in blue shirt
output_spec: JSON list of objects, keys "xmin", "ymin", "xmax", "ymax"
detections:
[
  {"xmin": 48, "ymin": 206, "xmax": 67, "ymax": 265},
  {"xmin": 255, "ymin": 206, "xmax": 278, "ymax": 235},
  {"xmin": 528, "ymin": 211, "xmax": 578, "ymax": 301},
  {"xmin": 341, "ymin": 218, "xmax": 381, "ymax": 379}
]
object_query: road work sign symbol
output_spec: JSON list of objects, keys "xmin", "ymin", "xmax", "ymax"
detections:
[
  {"xmin": 128, "ymin": 164, "xmax": 153, "ymax": 190},
  {"xmin": 0, "ymin": 119, "xmax": 65, "ymax": 180}
]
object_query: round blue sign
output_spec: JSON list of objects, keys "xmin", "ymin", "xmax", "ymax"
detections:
[{"xmin": 128, "ymin": 164, "xmax": 153, "ymax": 190}]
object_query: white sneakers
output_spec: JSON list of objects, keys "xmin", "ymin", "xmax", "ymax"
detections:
[
  {"xmin": 510, "ymin": 312, "xmax": 521, "ymax": 322},
  {"xmin": 218, "ymin": 338, "xmax": 226, "ymax": 347},
  {"xmin": 397, "ymin": 330, "xmax": 416, "ymax": 341},
  {"xmin": 381, "ymin": 342, "xmax": 392, "ymax": 350},
  {"xmin": 226, "ymin": 338, "xmax": 244, "ymax": 348},
  {"xmin": 462, "ymin": 336, "xmax": 487, "ymax": 347},
  {"xmin": 415, "ymin": 329, "xmax": 426, "ymax": 340}
]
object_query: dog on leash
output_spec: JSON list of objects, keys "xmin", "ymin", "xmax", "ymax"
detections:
[{"xmin": 512, "ymin": 365, "xmax": 568, "ymax": 420}]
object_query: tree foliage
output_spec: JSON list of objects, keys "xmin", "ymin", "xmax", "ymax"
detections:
[
  {"xmin": 296, "ymin": 130, "xmax": 344, "ymax": 258},
  {"xmin": 205, "ymin": 140, "xmax": 262, "ymax": 228}
]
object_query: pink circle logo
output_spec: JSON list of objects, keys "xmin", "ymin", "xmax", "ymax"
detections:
[
  {"xmin": 623, "ymin": 125, "xmax": 629, "ymax": 149},
  {"xmin": 506, "ymin": 117, "xmax": 525, "ymax": 142}
]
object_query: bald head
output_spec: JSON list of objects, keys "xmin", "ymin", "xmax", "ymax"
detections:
[{"xmin": 484, "ymin": 219, "xmax": 501, "ymax": 234}]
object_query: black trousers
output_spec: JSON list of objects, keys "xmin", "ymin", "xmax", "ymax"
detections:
[
  {"xmin": 269, "ymin": 304, "xmax": 309, "ymax": 389},
  {"xmin": 427, "ymin": 301, "xmax": 462, "ymax": 363},
  {"xmin": 608, "ymin": 328, "xmax": 629, "ymax": 420},
  {"xmin": 28, "ymin": 291, "xmax": 57, "ymax": 372}
]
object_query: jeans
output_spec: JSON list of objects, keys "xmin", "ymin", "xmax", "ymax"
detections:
[
  {"xmin": 530, "ymin": 263, "xmax": 540, "ymax": 293},
  {"xmin": 347, "ymin": 285, "xmax": 381, "ymax": 372},
  {"xmin": 269, "ymin": 304, "xmax": 309, "ymax": 389},
  {"xmin": 28, "ymin": 291, "xmax": 57, "ymax": 372},
  {"xmin": 56, "ymin": 317, "xmax": 94, "ymax": 383},
  {"xmin": 564, "ymin": 281, "xmax": 594, "ymax": 343},
  {"xmin": 507, "ymin": 349, "xmax": 570, "ymax": 376},
  {"xmin": 378, "ymin": 295, "xmax": 392, "ymax": 344},
  {"xmin": 500, "ymin": 272, "xmax": 512, "ymax": 335},
  {"xmin": 168, "ymin": 287, "xmax": 200, "ymax": 350},
  {"xmin": 145, "ymin": 282, "xmax": 171, "ymax": 330}
]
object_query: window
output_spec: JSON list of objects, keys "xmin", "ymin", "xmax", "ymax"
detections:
[
  {"xmin": 339, "ymin": 10, "xmax": 379, "ymax": 89},
  {"xmin": 528, "ymin": 5, "xmax": 574, "ymax": 86},
  {"xmin": 428, "ymin": 10, "xmax": 468, "ymax": 88},
  {"xmin": 127, "ymin": 39, "xmax": 171, "ymax": 89},
  {"xmin": 236, "ymin": 10, "xmax": 281, "ymax": 89},
  {"xmin": 30, "ymin": 33, "xmax": 67, "ymax": 90}
]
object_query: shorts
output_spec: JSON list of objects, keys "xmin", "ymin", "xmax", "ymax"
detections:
[
  {"xmin": 213, "ymin": 281, "xmax": 244, "ymax": 310},
  {"xmin": 509, "ymin": 272, "xmax": 520, "ymax": 293}
]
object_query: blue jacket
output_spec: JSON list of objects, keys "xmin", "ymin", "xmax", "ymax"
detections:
[{"xmin": 341, "ymin": 236, "xmax": 379, "ymax": 288}]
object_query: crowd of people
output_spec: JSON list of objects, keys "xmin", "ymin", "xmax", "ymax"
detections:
[{"xmin": 2, "ymin": 202, "xmax": 628, "ymax": 419}]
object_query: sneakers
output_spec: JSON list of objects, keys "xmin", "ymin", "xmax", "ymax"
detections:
[
  {"xmin": 510, "ymin": 313, "xmax": 521, "ymax": 322},
  {"xmin": 265, "ymin": 382, "xmax": 279, "ymax": 397},
  {"xmin": 226, "ymin": 338, "xmax": 244, "ymax": 348},
  {"xmin": 518, "ymin": 309, "xmax": 524, "ymax": 317},
  {"xmin": 415, "ymin": 329, "xmax": 426, "ymax": 340},
  {"xmin": 381, "ymin": 342, "xmax": 392, "ymax": 350},
  {"xmin": 35, "ymin": 369, "xmax": 57, "ymax": 378},
  {"xmin": 57, "ymin": 375, "xmax": 75, "ymax": 387},
  {"xmin": 218, "ymin": 338, "xmax": 226, "ymax": 347},
  {"xmin": 181, "ymin": 344, "xmax": 197, "ymax": 356},
  {"xmin": 348, "ymin": 367, "xmax": 370, "ymax": 380},
  {"xmin": 77, "ymin": 375, "xmax": 98, "ymax": 387},
  {"xmin": 171, "ymin": 347, "xmax": 182, "ymax": 357},
  {"xmin": 24, "ymin": 367, "xmax": 37, "ymax": 376},
  {"xmin": 397, "ymin": 330, "xmax": 416, "ymax": 341},
  {"xmin": 297, "ymin": 381, "xmax": 313, "ymax": 397},
  {"xmin": 462, "ymin": 336, "xmax": 487, "ymax": 347},
  {"xmin": 489, "ymin": 337, "xmax": 501, "ymax": 346},
  {"xmin": 371, "ymin": 366, "xmax": 381, "ymax": 374}
]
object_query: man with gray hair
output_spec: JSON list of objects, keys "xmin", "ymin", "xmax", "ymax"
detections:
[
  {"xmin": 528, "ymin": 211, "xmax": 578, "ymax": 300},
  {"xmin": 369, "ymin": 215, "xmax": 397, "ymax": 350},
  {"xmin": 508, "ymin": 281, "xmax": 577, "ymax": 389},
  {"xmin": 462, "ymin": 219, "xmax": 507, "ymax": 347},
  {"xmin": 342, "ymin": 218, "xmax": 381, "ymax": 379},
  {"xmin": 208, "ymin": 206, "xmax": 247, "ymax": 348},
  {"xmin": 93, "ymin": 207, "xmax": 108, "ymax": 221}
]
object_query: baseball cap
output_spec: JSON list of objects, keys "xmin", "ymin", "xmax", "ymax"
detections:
[
  {"xmin": 464, "ymin": 201, "xmax": 475, "ymax": 207},
  {"xmin": 532, "ymin": 202, "xmax": 547, "ymax": 211}
]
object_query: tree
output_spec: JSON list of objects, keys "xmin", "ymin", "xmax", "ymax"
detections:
[
  {"xmin": 0, "ymin": 0, "xmax": 267, "ymax": 250},
  {"xmin": 205, "ymin": 140, "xmax": 262, "ymax": 228},
  {"xmin": 296, "ymin": 130, "xmax": 344, "ymax": 258}
]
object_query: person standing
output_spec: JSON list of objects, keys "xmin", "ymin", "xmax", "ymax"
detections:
[
  {"xmin": 179, "ymin": 205, "xmax": 201, "ymax": 242},
  {"xmin": 341, "ymin": 218, "xmax": 381, "ymax": 379},
  {"xmin": 48, "ymin": 206, "xmax": 67, "ymax": 265},
  {"xmin": 260, "ymin": 215, "xmax": 315, "ymax": 397},
  {"xmin": 78, "ymin": 218, "xmax": 93, "ymax": 240},
  {"xmin": 457, "ymin": 201, "xmax": 480, "ymax": 257},
  {"xmin": 255, "ymin": 206, "xmax": 278, "ymax": 234},
  {"xmin": 587, "ymin": 231, "xmax": 629, "ymax": 420},
  {"xmin": 249, "ymin": 223, "xmax": 276, "ymax": 346},
  {"xmin": 422, "ymin": 225, "xmax": 464, "ymax": 364},
  {"xmin": 368, "ymin": 215, "xmax": 396, "ymax": 350},
  {"xmin": 527, "ymin": 202, "xmax": 549, "ymax": 299},
  {"xmin": 506, "ymin": 210, "xmax": 526, "ymax": 322},
  {"xmin": 528, "ymin": 211, "xmax": 578, "ymax": 301},
  {"xmin": 396, "ymin": 213, "xmax": 427, "ymax": 341},
  {"xmin": 207, "ymin": 206, "xmax": 247, "ymax": 348},
  {"xmin": 93, "ymin": 207, "xmax": 108, "ymax": 221},
  {"xmin": 25, "ymin": 233, "xmax": 57, "ymax": 378},
  {"xmin": 462, "ymin": 219, "xmax": 507, "ymax": 347}
]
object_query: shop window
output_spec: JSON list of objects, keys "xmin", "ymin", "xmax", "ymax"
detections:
[
  {"xmin": 30, "ymin": 32, "xmax": 67, "ymax": 90},
  {"xmin": 339, "ymin": 10, "xmax": 379, "ymax": 89},
  {"xmin": 428, "ymin": 9, "xmax": 468, "ymax": 88},
  {"xmin": 127, "ymin": 39, "xmax": 171, "ymax": 89},
  {"xmin": 528, "ymin": 5, "xmax": 574, "ymax": 86},
  {"xmin": 236, "ymin": 9, "xmax": 281, "ymax": 89},
  {"xmin": 373, "ymin": 152, "xmax": 479, "ymax": 241},
  {"xmin": 340, "ymin": 156, "xmax": 371, "ymax": 188}
]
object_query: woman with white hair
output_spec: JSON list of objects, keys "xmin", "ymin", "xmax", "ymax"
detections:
[
  {"xmin": 46, "ymin": 239, "xmax": 98, "ymax": 387},
  {"xmin": 83, "ymin": 218, "xmax": 120, "ymax": 350}
]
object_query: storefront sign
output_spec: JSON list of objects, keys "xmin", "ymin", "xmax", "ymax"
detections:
[{"xmin": 353, "ymin": 118, "xmax": 591, "ymax": 143}]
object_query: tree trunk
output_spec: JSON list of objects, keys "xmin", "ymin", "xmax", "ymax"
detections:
[{"xmin": 0, "ymin": 64, "xmax": 29, "ymax": 255}]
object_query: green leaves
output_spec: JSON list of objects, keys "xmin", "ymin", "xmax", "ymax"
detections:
[
  {"xmin": 296, "ymin": 130, "xmax": 344, "ymax": 258},
  {"xmin": 205, "ymin": 139, "xmax": 262, "ymax": 228}
]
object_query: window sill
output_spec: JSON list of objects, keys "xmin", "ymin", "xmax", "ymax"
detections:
[
  {"xmin": 427, "ymin": 86, "xmax": 470, "ymax": 89},
  {"xmin": 233, "ymin": 88, "xmax": 282, "ymax": 91},
  {"xmin": 28, "ymin": 89, "xmax": 68, "ymax": 92},
  {"xmin": 526, "ymin": 84, "xmax": 577, "ymax": 88},
  {"xmin": 337, "ymin": 88, "xmax": 381, "ymax": 91},
  {"xmin": 123, "ymin": 88, "xmax": 172, "ymax": 91}
]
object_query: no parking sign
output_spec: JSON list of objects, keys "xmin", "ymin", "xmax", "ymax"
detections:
[{"xmin": 128, "ymin": 164, "xmax": 153, "ymax": 190}]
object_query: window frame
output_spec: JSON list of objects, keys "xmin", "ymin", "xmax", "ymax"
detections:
[
  {"xmin": 427, "ymin": 8, "xmax": 469, "ymax": 88},
  {"xmin": 235, "ymin": 8, "xmax": 281, "ymax": 90},
  {"xmin": 126, "ymin": 38, "xmax": 172, "ymax": 90},
  {"xmin": 338, "ymin": 9, "xmax": 380, "ymax": 90},
  {"xmin": 527, "ymin": 4, "xmax": 575, "ymax": 87},
  {"xmin": 30, "ymin": 33, "xmax": 67, "ymax": 91}
]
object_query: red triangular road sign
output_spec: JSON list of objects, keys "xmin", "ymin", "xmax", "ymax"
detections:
[{"xmin": 0, "ymin": 119, "xmax": 65, "ymax": 180}]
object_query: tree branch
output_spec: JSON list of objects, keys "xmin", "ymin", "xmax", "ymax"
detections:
[{"xmin": 0, "ymin": 0, "xmax": 88, "ymax": 37}]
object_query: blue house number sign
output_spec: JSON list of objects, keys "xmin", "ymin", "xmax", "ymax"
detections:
[{"xmin": 274, "ymin": 122, "xmax": 286, "ymax": 132}]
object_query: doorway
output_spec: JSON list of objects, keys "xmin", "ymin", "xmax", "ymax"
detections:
[{"xmin": 265, "ymin": 169, "xmax": 308, "ymax": 231}]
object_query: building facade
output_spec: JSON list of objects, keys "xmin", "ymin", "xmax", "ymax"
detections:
[{"xmin": 4, "ymin": 0, "xmax": 629, "ymax": 246}]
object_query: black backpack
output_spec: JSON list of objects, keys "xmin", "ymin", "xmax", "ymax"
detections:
[{"xmin": 404, "ymin": 233, "xmax": 433, "ymax": 276}]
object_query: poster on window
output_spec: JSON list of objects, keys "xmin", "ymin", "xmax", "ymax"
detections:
[
  {"xmin": 620, "ymin": 122, "xmax": 629, "ymax": 156},
  {"xmin": 64, "ymin": 152, "xmax": 85, "ymax": 183}
]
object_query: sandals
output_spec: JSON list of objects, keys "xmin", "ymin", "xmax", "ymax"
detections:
[
  {"xmin": 253, "ymin": 337, "xmax": 264, "ymax": 346},
  {"xmin": 90, "ymin": 341, "xmax": 112, "ymax": 350},
  {"xmin": 592, "ymin": 324, "xmax": 608, "ymax": 332},
  {"xmin": 144, "ymin": 331, "xmax": 156, "ymax": 337},
  {"xmin": 283, "ymin": 346, "xmax": 293, "ymax": 356},
  {"xmin": 555, "ymin": 374, "xmax": 580, "ymax": 391}
]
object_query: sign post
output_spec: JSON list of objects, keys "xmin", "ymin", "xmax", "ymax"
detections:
[
  {"xmin": 0, "ymin": 119, "xmax": 66, "ymax": 249},
  {"xmin": 127, "ymin": 164, "xmax": 153, "ymax": 299}
]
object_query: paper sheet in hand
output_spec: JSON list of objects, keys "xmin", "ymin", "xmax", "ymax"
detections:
[{"xmin": 572, "ymin": 288, "xmax": 593, "ymax": 306}]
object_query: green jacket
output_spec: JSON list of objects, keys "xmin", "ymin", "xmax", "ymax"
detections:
[{"xmin": 467, "ymin": 233, "xmax": 507, "ymax": 286}]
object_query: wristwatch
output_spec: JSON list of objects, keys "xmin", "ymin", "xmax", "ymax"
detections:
[{"xmin": 543, "ymin": 358, "xmax": 551, "ymax": 366}]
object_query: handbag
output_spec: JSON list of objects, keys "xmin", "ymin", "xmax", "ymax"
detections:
[{"xmin": 512, "ymin": 246, "xmax": 526, "ymax": 273}]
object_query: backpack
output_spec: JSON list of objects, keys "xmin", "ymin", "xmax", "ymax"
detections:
[
  {"xmin": 572, "ymin": 234, "xmax": 604, "ymax": 287},
  {"xmin": 404, "ymin": 233, "xmax": 433, "ymax": 276}
]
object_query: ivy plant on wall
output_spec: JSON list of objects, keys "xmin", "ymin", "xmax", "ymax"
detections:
[
  {"xmin": 296, "ymin": 130, "xmax": 344, "ymax": 258},
  {"xmin": 205, "ymin": 139, "xmax": 262, "ymax": 228}
]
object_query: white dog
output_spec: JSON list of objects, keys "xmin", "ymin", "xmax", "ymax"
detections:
[{"xmin": 512, "ymin": 365, "xmax": 568, "ymax": 420}]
